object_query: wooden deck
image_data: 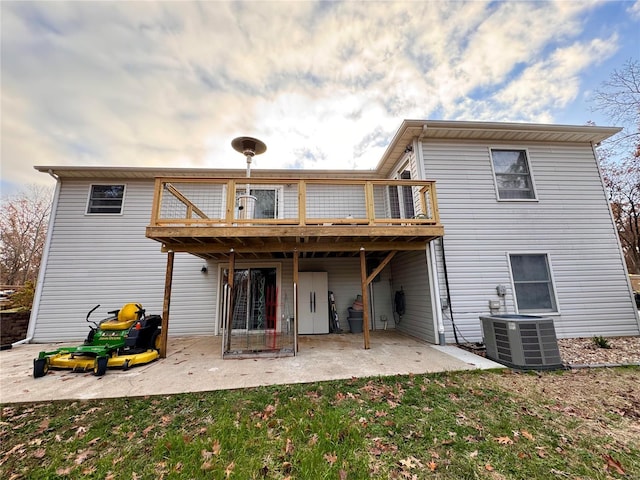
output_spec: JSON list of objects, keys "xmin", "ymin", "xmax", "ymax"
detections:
[{"xmin": 146, "ymin": 177, "xmax": 444, "ymax": 259}]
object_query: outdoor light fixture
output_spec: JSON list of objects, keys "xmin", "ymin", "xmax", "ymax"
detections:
[{"xmin": 201, "ymin": 265, "xmax": 208, "ymax": 274}]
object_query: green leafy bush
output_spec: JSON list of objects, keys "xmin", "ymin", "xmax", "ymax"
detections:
[{"xmin": 592, "ymin": 335, "xmax": 611, "ymax": 349}]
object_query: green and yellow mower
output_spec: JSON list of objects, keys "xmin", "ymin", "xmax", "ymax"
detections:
[{"xmin": 33, "ymin": 303, "xmax": 162, "ymax": 378}]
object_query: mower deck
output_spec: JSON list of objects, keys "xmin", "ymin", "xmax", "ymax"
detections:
[{"xmin": 47, "ymin": 350, "xmax": 160, "ymax": 372}]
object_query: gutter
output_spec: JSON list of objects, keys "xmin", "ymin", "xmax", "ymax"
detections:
[{"xmin": 13, "ymin": 170, "xmax": 61, "ymax": 346}]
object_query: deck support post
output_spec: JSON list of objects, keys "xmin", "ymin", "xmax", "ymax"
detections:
[
  {"xmin": 225, "ymin": 250, "xmax": 235, "ymax": 354},
  {"xmin": 293, "ymin": 249, "xmax": 299, "ymax": 354},
  {"xmin": 360, "ymin": 248, "xmax": 371, "ymax": 349},
  {"xmin": 160, "ymin": 250, "xmax": 174, "ymax": 358}
]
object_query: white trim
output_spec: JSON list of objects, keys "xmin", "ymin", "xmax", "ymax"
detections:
[
  {"xmin": 25, "ymin": 176, "xmax": 61, "ymax": 344},
  {"xmin": 427, "ymin": 242, "xmax": 445, "ymax": 344},
  {"xmin": 506, "ymin": 252, "xmax": 560, "ymax": 315},
  {"xmin": 85, "ymin": 183, "xmax": 127, "ymax": 215},
  {"xmin": 489, "ymin": 147, "xmax": 539, "ymax": 202}
]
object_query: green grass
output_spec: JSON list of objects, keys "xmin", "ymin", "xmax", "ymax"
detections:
[{"xmin": 2, "ymin": 368, "xmax": 638, "ymax": 479}]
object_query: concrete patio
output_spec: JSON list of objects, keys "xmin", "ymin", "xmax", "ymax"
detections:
[{"xmin": 0, "ymin": 331, "xmax": 502, "ymax": 404}]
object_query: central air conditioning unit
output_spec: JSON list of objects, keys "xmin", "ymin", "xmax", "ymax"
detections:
[{"xmin": 480, "ymin": 314, "xmax": 564, "ymax": 370}]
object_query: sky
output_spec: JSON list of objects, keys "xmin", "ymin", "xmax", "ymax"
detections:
[{"xmin": 1, "ymin": 0, "xmax": 639, "ymax": 195}]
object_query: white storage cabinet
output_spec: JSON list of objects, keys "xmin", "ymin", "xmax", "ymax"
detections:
[{"xmin": 297, "ymin": 272, "xmax": 329, "ymax": 334}]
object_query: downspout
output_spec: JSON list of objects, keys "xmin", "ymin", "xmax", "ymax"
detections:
[
  {"xmin": 415, "ymin": 128, "xmax": 446, "ymax": 345},
  {"xmin": 592, "ymin": 141, "xmax": 640, "ymax": 331},
  {"xmin": 427, "ymin": 241, "xmax": 446, "ymax": 345},
  {"xmin": 14, "ymin": 170, "xmax": 61, "ymax": 346}
]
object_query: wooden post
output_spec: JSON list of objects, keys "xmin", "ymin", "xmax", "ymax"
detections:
[
  {"xmin": 160, "ymin": 250, "xmax": 174, "ymax": 358},
  {"xmin": 360, "ymin": 248, "xmax": 371, "ymax": 349},
  {"xmin": 293, "ymin": 249, "xmax": 299, "ymax": 353},
  {"xmin": 298, "ymin": 181, "xmax": 306, "ymax": 226},
  {"xmin": 225, "ymin": 250, "xmax": 235, "ymax": 353}
]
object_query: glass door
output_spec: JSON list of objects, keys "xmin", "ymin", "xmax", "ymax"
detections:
[{"xmin": 222, "ymin": 267, "xmax": 278, "ymax": 331}]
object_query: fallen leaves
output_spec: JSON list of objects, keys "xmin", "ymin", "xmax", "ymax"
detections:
[
  {"xmin": 603, "ymin": 454, "xmax": 626, "ymax": 475},
  {"xmin": 324, "ymin": 452, "xmax": 338, "ymax": 465},
  {"xmin": 495, "ymin": 436, "xmax": 514, "ymax": 445},
  {"xmin": 284, "ymin": 438, "xmax": 294, "ymax": 456},
  {"xmin": 521, "ymin": 430, "xmax": 535, "ymax": 441},
  {"xmin": 74, "ymin": 449, "xmax": 95, "ymax": 465},
  {"xmin": 224, "ymin": 461, "xmax": 235, "ymax": 478}
]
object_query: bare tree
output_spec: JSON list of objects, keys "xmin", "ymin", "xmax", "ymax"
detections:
[
  {"xmin": 0, "ymin": 185, "xmax": 53, "ymax": 285},
  {"xmin": 591, "ymin": 59, "xmax": 640, "ymax": 273},
  {"xmin": 600, "ymin": 153, "xmax": 640, "ymax": 273},
  {"xmin": 591, "ymin": 58, "xmax": 640, "ymax": 153}
]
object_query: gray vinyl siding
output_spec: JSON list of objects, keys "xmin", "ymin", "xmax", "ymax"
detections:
[
  {"xmin": 390, "ymin": 251, "xmax": 436, "ymax": 343},
  {"xmin": 306, "ymin": 185, "xmax": 366, "ymax": 219},
  {"xmin": 33, "ymin": 179, "xmax": 217, "ymax": 342},
  {"xmin": 423, "ymin": 140, "xmax": 639, "ymax": 341}
]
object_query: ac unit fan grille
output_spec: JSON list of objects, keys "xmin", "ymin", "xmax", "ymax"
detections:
[
  {"xmin": 480, "ymin": 315, "xmax": 563, "ymax": 370},
  {"xmin": 492, "ymin": 321, "xmax": 513, "ymax": 363}
]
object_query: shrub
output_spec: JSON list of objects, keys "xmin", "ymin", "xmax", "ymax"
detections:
[
  {"xmin": 9, "ymin": 281, "xmax": 35, "ymax": 311},
  {"xmin": 592, "ymin": 335, "xmax": 611, "ymax": 349}
]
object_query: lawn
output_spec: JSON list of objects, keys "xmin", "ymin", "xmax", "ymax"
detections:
[{"xmin": 1, "ymin": 367, "xmax": 638, "ymax": 479}]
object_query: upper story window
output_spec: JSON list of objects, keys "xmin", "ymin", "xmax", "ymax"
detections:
[
  {"xmin": 509, "ymin": 253, "xmax": 558, "ymax": 313},
  {"xmin": 490, "ymin": 149, "xmax": 537, "ymax": 200},
  {"xmin": 87, "ymin": 185, "xmax": 125, "ymax": 214},
  {"xmin": 388, "ymin": 167, "xmax": 415, "ymax": 219}
]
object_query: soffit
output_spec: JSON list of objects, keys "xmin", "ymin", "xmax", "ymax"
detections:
[{"xmin": 34, "ymin": 166, "xmax": 379, "ymax": 181}]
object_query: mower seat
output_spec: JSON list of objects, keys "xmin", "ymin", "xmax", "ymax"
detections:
[
  {"xmin": 100, "ymin": 303, "xmax": 141, "ymax": 331},
  {"xmin": 100, "ymin": 319, "xmax": 137, "ymax": 331}
]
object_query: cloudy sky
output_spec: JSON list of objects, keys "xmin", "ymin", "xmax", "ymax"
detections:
[{"xmin": 1, "ymin": 0, "xmax": 639, "ymax": 194}]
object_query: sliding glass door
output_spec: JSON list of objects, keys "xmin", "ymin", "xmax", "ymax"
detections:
[{"xmin": 222, "ymin": 267, "xmax": 278, "ymax": 331}]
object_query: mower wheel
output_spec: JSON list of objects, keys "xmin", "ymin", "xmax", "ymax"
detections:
[
  {"xmin": 122, "ymin": 359, "xmax": 130, "ymax": 371},
  {"xmin": 33, "ymin": 358, "xmax": 49, "ymax": 378},
  {"xmin": 151, "ymin": 330, "xmax": 161, "ymax": 352},
  {"xmin": 93, "ymin": 356, "xmax": 108, "ymax": 376}
]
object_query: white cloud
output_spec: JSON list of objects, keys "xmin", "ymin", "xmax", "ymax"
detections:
[
  {"xmin": 0, "ymin": 0, "xmax": 628, "ymax": 191},
  {"xmin": 629, "ymin": 0, "xmax": 640, "ymax": 20}
]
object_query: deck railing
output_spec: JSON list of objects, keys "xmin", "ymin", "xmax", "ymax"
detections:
[{"xmin": 149, "ymin": 177, "xmax": 440, "ymax": 229}]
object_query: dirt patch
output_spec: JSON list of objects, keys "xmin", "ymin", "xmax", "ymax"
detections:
[
  {"xmin": 558, "ymin": 336, "xmax": 640, "ymax": 365},
  {"xmin": 459, "ymin": 336, "xmax": 640, "ymax": 366},
  {"xmin": 481, "ymin": 368, "xmax": 640, "ymax": 448}
]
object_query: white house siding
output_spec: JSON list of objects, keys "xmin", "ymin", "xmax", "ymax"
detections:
[
  {"xmin": 423, "ymin": 140, "xmax": 639, "ymax": 342},
  {"xmin": 32, "ymin": 179, "xmax": 217, "ymax": 343},
  {"xmin": 390, "ymin": 250, "xmax": 436, "ymax": 343}
]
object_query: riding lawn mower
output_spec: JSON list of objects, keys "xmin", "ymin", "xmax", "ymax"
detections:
[{"xmin": 33, "ymin": 303, "xmax": 162, "ymax": 378}]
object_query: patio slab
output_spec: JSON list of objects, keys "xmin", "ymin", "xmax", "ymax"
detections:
[{"xmin": 0, "ymin": 331, "xmax": 503, "ymax": 404}]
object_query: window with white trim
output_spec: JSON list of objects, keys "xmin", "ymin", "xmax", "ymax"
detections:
[
  {"xmin": 490, "ymin": 149, "xmax": 536, "ymax": 200},
  {"xmin": 509, "ymin": 254, "xmax": 557, "ymax": 312},
  {"xmin": 87, "ymin": 185, "xmax": 125, "ymax": 214}
]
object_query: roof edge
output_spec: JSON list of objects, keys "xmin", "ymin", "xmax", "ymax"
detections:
[{"xmin": 374, "ymin": 119, "xmax": 622, "ymax": 176}]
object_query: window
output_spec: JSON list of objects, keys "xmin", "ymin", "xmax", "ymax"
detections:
[
  {"xmin": 490, "ymin": 149, "xmax": 536, "ymax": 200},
  {"xmin": 251, "ymin": 189, "xmax": 278, "ymax": 219},
  {"xmin": 388, "ymin": 168, "xmax": 415, "ymax": 219},
  {"xmin": 87, "ymin": 185, "xmax": 125, "ymax": 214},
  {"xmin": 509, "ymin": 254, "xmax": 557, "ymax": 312}
]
